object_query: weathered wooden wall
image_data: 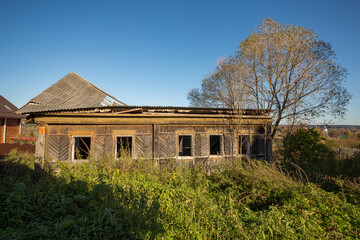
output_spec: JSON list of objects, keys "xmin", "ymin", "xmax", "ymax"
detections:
[
  {"xmin": 46, "ymin": 124, "xmax": 155, "ymax": 161},
  {"xmin": 30, "ymin": 112, "xmax": 272, "ymax": 163},
  {"xmin": 43, "ymin": 123, "xmax": 270, "ymax": 162}
]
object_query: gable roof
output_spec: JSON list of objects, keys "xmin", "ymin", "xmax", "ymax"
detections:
[
  {"xmin": 17, "ymin": 72, "xmax": 127, "ymax": 114},
  {"xmin": 0, "ymin": 95, "xmax": 25, "ymax": 119}
]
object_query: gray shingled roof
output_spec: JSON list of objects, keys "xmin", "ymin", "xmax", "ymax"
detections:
[{"xmin": 17, "ymin": 72, "xmax": 127, "ymax": 114}]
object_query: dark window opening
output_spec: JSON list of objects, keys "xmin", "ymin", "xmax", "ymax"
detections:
[
  {"xmin": 74, "ymin": 137, "xmax": 91, "ymax": 160},
  {"xmin": 251, "ymin": 135, "xmax": 265, "ymax": 156},
  {"xmin": 116, "ymin": 136, "xmax": 133, "ymax": 158},
  {"xmin": 239, "ymin": 135, "xmax": 250, "ymax": 155},
  {"xmin": 210, "ymin": 135, "xmax": 221, "ymax": 155},
  {"xmin": 179, "ymin": 135, "xmax": 192, "ymax": 156}
]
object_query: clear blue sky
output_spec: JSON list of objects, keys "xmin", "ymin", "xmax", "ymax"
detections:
[{"xmin": 1, "ymin": 0, "xmax": 359, "ymax": 125}]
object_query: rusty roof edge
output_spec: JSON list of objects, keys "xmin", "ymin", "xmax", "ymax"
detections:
[
  {"xmin": 23, "ymin": 105, "xmax": 272, "ymax": 115},
  {"xmin": 38, "ymin": 113, "xmax": 273, "ymax": 119}
]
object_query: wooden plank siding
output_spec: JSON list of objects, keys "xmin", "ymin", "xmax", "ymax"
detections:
[
  {"xmin": 47, "ymin": 135, "xmax": 69, "ymax": 161},
  {"xmin": 41, "ymin": 121, "xmax": 271, "ymax": 162},
  {"xmin": 135, "ymin": 134, "xmax": 153, "ymax": 158},
  {"xmin": 94, "ymin": 135, "xmax": 113, "ymax": 157},
  {"xmin": 31, "ymin": 112, "xmax": 272, "ymax": 163}
]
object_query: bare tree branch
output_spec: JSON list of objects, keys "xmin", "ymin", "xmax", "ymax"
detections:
[{"xmin": 188, "ymin": 18, "xmax": 351, "ymax": 139}]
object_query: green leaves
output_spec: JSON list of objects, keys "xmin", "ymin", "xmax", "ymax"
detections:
[
  {"xmin": 281, "ymin": 128, "xmax": 338, "ymax": 176},
  {"xmin": 0, "ymin": 153, "xmax": 359, "ymax": 239}
]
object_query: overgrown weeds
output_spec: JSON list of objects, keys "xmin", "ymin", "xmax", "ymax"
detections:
[{"xmin": 0, "ymin": 150, "xmax": 359, "ymax": 239}]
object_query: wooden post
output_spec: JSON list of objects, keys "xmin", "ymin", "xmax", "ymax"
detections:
[
  {"xmin": 35, "ymin": 124, "xmax": 46, "ymax": 171},
  {"xmin": 153, "ymin": 124, "xmax": 159, "ymax": 159},
  {"xmin": 3, "ymin": 118, "xmax": 6, "ymax": 143}
]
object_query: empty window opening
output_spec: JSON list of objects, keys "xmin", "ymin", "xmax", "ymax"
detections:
[
  {"xmin": 251, "ymin": 135, "xmax": 265, "ymax": 156},
  {"xmin": 116, "ymin": 136, "xmax": 133, "ymax": 158},
  {"xmin": 179, "ymin": 135, "xmax": 192, "ymax": 156},
  {"xmin": 239, "ymin": 135, "xmax": 250, "ymax": 155},
  {"xmin": 73, "ymin": 137, "xmax": 91, "ymax": 160},
  {"xmin": 210, "ymin": 135, "xmax": 221, "ymax": 155}
]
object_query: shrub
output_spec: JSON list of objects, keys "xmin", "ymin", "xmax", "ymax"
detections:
[{"xmin": 280, "ymin": 128, "xmax": 337, "ymax": 176}]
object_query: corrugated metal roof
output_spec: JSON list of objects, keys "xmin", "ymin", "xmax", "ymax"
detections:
[
  {"xmin": 22, "ymin": 105, "xmax": 271, "ymax": 116},
  {"xmin": 16, "ymin": 72, "xmax": 127, "ymax": 114},
  {"xmin": 0, "ymin": 95, "xmax": 26, "ymax": 119}
]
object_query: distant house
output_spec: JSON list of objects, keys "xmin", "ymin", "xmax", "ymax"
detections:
[
  {"xmin": 17, "ymin": 72, "xmax": 272, "ymax": 163},
  {"xmin": 0, "ymin": 96, "xmax": 26, "ymax": 143}
]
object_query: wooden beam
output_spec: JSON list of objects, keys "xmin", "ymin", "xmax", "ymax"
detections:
[
  {"xmin": 115, "ymin": 108, "xmax": 143, "ymax": 114},
  {"xmin": 153, "ymin": 124, "xmax": 159, "ymax": 159},
  {"xmin": 32, "ymin": 115, "xmax": 272, "ymax": 126}
]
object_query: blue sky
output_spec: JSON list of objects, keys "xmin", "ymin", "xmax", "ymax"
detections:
[{"xmin": 0, "ymin": 0, "xmax": 359, "ymax": 125}]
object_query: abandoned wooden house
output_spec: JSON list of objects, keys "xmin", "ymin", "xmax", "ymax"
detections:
[{"xmin": 17, "ymin": 72, "xmax": 272, "ymax": 163}]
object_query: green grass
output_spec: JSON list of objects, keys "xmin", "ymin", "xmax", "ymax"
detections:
[{"xmin": 0, "ymin": 151, "xmax": 359, "ymax": 239}]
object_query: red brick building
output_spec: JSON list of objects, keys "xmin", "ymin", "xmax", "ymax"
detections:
[{"xmin": 0, "ymin": 96, "xmax": 26, "ymax": 143}]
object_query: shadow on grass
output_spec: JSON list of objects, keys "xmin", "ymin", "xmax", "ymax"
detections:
[{"xmin": 0, "ymin": 152, "xmax": 164, "ymax": 239}]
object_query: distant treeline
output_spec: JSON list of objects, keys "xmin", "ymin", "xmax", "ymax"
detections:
[{"xmin": 280, "ymin": 125, "xmax": 360, "ymax": 130}]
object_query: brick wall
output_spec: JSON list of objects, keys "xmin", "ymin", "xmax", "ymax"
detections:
[{"xmin": 0, "ymin": 143, "xmax": 35, "ymax": 157}]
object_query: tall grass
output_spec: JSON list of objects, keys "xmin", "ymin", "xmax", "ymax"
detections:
[{"xmin": 0, "ymin": 150, "xmax": 359, "ymax": 239}]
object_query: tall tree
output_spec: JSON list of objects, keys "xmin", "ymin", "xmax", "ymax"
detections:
[{"xmin": 188, "ymin": 18, "xmax": 351, "ymax": 138}]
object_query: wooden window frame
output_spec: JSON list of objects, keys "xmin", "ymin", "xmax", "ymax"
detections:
[
  {"xmin": 239, "ymin": 134, "xmax": 250, "ymax": 156},
  {"xmin": 115, "ymin": 135, "xmax": 134, "ymax": 159},
  {"xmin": 209, "ymin": 134, "xmax": 223, "ymax": 156},
  {"xmin": 178, "ymin": 134, "xmax": 193, "ymax": 158},
  {"xmin": 72, "ymin": 135, "xmax": 92, "ymax": 161}
]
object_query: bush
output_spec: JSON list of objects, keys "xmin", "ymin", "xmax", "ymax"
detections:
[{"xmin": 280, "ymin": 128, "xmax": 338, "ymax": 176}]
